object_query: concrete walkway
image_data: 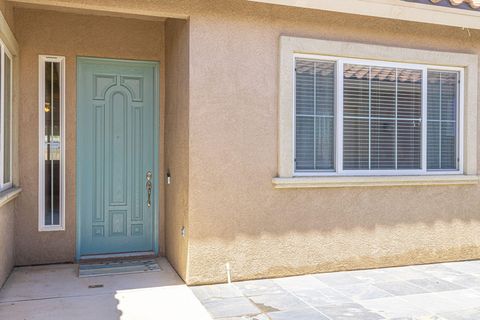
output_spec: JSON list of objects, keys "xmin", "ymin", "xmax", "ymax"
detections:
[
  {"xmin": 192, "ymin": 260, "xmax": 480, "ymax": 320},
  {"xmin": 0, "ymin": 258, "xmax": 211, "ymax": 320},
  {"xmin": 3, "ymin": 259, "xmax": 480, "ymax": 319}
]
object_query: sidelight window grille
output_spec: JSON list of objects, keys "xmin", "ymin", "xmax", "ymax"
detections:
[{"xmin": 39, "ymin": 56, "xmax": 65, "ymax": 231}]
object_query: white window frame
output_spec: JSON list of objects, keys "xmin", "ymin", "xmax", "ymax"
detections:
[
  {"xmin": 0, "ymin": 42, "xmax": 13, "ymax": 191},
  {"xmin": 293, "ymin": 54, "xmax": 465, "ymax": 177},
  {"xmin": 38, "ymin": 55, "xmax": 66, "ymax": 231},
  {"xmin": 275, "ymin": 36, "xmax": 478, "ymax": 188}
]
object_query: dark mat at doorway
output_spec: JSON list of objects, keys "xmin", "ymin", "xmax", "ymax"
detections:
[{"xmin": 79, "ymin": 259, "xmax": 161, "ymax": 277}]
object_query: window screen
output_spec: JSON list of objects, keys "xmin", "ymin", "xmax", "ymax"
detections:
[
  {"xmin": 343, "ymin": 65, "xmax": 422, "ymax": 170},
  {"xmin": 3, "ymin": 53, "xmax": 11, "ymax": 184},
  {"xmin": 427, "ymin": 70, "xmax": 459, "ymax": 170},
  {"xmin": 295, "ymin": 59, "xmax": 335, "ymax": 171}
]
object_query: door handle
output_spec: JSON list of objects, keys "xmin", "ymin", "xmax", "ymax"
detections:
[{"xmin": 146, "ymin": 171, "xmax": 152, "ymax": 207}]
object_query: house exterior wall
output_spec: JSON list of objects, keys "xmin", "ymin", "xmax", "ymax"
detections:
[
  {"xmin": 185, "ymin": 3, "xmax": 480, "ymax": 284},
  {"xmin": 0, "ymin": 1, "xmax": 19, "ymax": 288},
  {"xmin": 0, "ymin": 0, "xmax": 14, "ymax": 33},
  {"xmin": 0, "ymin": 201, "xmax": 15, "ymax": 286},
  {"xmin": 165, "ymin": 18, "xmax": 190, "ymax": 280},
  {"xmin": 14, "ymin": 8, "xmax": 165, "ymax": 265},
  {"xmin": 9, "ymin": 0, "xmax": 480, "ymax": 284}
]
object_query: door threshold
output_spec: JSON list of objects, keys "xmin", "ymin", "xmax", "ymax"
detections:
[{"xmin": 79, "ymin": 251, "xmax": 156, "ymax": 263}]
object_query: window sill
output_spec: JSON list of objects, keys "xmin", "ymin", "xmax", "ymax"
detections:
[
  {"xmin": 0, "ymin": 186, "xmax": 21, "ymax": 207},
  {"xmin": 272, "ymin": 175, "xmax": 479, "ymax": 189},
  {"xmin": 38, "ymin": 225, "xmax": 65, "ymax": 232}
]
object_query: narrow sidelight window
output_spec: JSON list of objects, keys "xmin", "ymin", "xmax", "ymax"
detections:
[{"xmin": 39, "ymin": 56, "xmax": 65, "ymax": 231}]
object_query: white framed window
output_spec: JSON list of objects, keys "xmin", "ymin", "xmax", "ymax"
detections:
[
  {"xmin": 294, "ymin": 55, "xmax": 464, "ymax": 176},
  {"xmin": 0, "ymin": 41, "xmax": 13, "ymax": 191},
  {"xmin": 275, "ymin": 37, "xmax": 478, "ymax": 188},
  {"xmin": 38, "ymin": 55, "xmax": 65, "ymax": 231}
]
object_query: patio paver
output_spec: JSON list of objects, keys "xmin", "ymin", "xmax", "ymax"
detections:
[
  {"xmin": 192, "ymin": 260, "xmax": 480, "ymax": 320},
  {"xmin": 4, "ymin": 259, "xmax": 480, "ymax": 319}
]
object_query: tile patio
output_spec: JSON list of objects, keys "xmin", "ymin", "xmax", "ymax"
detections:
[
  {"xmin": 191, "ymin": 260, "xmax": 480, "ymax": 320},
  {"xmin": 3, "ymin": 259, "xmax": 480, "ymax": 319}
]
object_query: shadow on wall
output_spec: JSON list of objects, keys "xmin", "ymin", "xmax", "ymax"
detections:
[
  {"xmin": 190, "ymin": 173, "xmax": 480, "ymax": 239},
  {"xmin": 173, "ymin": 2, "xmax": 480, "ymax": 244}
]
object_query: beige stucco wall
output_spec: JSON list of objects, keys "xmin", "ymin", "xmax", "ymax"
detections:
[
  {"xmin": 165, "ymin": 18, "xmax": 190, "ymax": 281},
  {"xmin": 0, "ymin": 2, "xmax": 18, "ymax": 288},
  {"xmin": 0, "ymin": 201, "xmax": 15, "ymax": 287},
  {"xmin": 14, "ymin": 8, "xmax": 165, "ymax": 265},
  {"xmin": 9, "ymin": 0, "xmax": 480, "ymax": 284},
  {"xmin": 185, "ymin": 3, "xmax": 480, "ymax": 284},
  {"xmin": 179, "ymin": 3, "xmax": 480, "ymax": 284},
  {"xmin": 0, "ymin": 0, "xmax": 14, "ymax": 33}
]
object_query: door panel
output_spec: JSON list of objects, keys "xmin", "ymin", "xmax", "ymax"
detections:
[{"xmin": 77, "ymin": 58, "xmax": 157, "ymax": 256}]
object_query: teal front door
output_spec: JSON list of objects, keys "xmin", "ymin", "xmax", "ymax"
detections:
[{"xmin": 77, "ymin": 58, "xmax": 158, "ymax": 257}]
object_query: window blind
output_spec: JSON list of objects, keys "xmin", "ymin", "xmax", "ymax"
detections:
[
  {"xmin": 343, "ymin": 65, "xmax": 422, "ymax": 171},
  {"xmin": 293, "ymin": 56, "xmax": 462, "ymax": 175},
  {"xmin": 295, "ymin": 59, "xmax": 335, "ymax": 171},
  {"xmin": 427, "ymin": 70, "xmax": 458, "ymax": 170}
]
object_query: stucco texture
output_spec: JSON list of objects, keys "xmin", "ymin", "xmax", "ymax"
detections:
[
  {"xmin": 0, "ymin": 0, "xmax": 14, "ymax": 33},
  {"xmin": 165, "ymin": 18, "xmax": 190, "ymax": 280},
  {"xmin": 14, "ymin": 8, "xmax": 165, "ymax": 265},
  {"xmin": 0, "ymin": 200, "xmax": 15, "ymax": 287},
  {"xmin": 0, "ymin": 2, "xmax": 17, "ymax": 288},
  {"xmin": 182, "ymin": 1, "xmax": 480, "ymax": 284},
  {"xmin": 9, "ymin": 0, "xmax": 480, "ymax": 285}
]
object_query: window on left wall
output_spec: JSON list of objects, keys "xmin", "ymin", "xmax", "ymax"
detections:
[
  {"xmin": 39, "ymin": 56, "xmax": 65, "ymax": 231},
  {"xmin": 0, "ymin": 41, "xmax": 13, "ymax": 191}
]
